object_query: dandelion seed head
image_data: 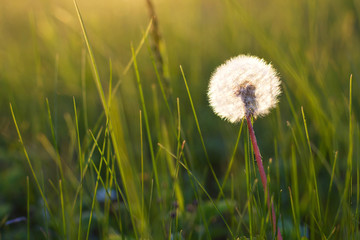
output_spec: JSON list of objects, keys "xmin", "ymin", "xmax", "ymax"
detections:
[{"xmin": 208, "ymin": 55, "xmax": 281, "ymax": 123}]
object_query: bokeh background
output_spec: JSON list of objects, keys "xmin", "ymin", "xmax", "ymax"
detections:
[{"xmin": 1, "ymin": 0, "xmax": 359, "ymax": 239}]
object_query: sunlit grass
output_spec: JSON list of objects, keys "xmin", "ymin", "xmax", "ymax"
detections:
[{"xmin": 2, "ymin": 0, "xmax": 360, "ymax": 239}]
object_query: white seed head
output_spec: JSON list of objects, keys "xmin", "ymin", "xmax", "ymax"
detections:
[{"xmin": 208, "ymin": 55, "xmax": 281, "ymax": 123}]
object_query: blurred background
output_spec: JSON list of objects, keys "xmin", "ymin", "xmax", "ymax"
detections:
[{"xmin": 0, "ymin": 0, "xmax": 359, "ymax": 239}]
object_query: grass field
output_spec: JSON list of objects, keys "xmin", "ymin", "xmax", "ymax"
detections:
[{"xmin": 1, "ymin": 0, "xmax": 359, "ymax": 239}]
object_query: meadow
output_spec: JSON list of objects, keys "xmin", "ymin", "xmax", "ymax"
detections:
[{"xmin": 0, "ymin": 0, "xmax": 359, "ymax": 239}]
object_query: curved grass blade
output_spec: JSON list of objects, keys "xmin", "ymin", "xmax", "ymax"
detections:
[
  {"xmin": 180, "ymin": 65, "xmax": 225, "ymax": 199},
  {"xmin": 218, "ymin": 121, "xmax": 244, "ymax": 200},
  {"xmin": 131, "ymin": 44, "xmax": 160, "ymax": 199},
  {"xmin": 10, "ymin": 103, "xmax": 52, "ymax": 217}
]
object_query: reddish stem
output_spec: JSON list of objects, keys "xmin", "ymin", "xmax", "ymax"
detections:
[{"xmin": 246, "ymin": 115, "xmax": 282, "ymax": 240}]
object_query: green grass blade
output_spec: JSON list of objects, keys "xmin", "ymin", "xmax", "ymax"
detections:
[
  {"xmin": 160, "ymin": 108, "xmax": 185, "ymax": 212},
  {"xmin": 109, "ymin": 100, "xmax": 147, "ymax": 237},
  {"xmin": 86, "ymin": 132, "xmax": 106, "ymax": 240},
  {"xmin": 27, "ymin": 176, "xmax": 30, "ymax": 240},
  {"xmin": 81, "ymin": 48, "xmax": 89, "ymax": 131},
  {"xmin": 131, "ymin": 44, "xmax": 160, "ymax": 199},
  {"xmin": 72, "ymin": 127, "xmax": 103, "ymax": 211},
  {"xmin": 140, "ymin": 110, "xmax": 145, "ymax": 220},
  {"xmin": 73, "ymin": 0, "xmax": 107, "ymax": 113},
  {"xmin": 45, "ymin": 98, "xmax": 64, "ymax": 181},
  {"xmin": 356, "ymin": 158, "xmax": 359, "ymax": 237},
  {"xmin": 112, "ymin": 20, "xmax": 153, "ymax": 97},
  {"xmin": 332, "ymin": 75, "xmax": 354, "ymax": 231},
  {"xmin": 59, "ymin": 180, "xmax": 67, "ymax": 238},
  {"xmin": 74, "ymin": 98, "xmax": 84, "ymax": 240},
  {"xmin": 244, "ymin": 118, "xmax": 254, "ymax": 239},
  {"xmin": 174, "ymin": 98, "xmax": 185, "ymax": 212},
  {"xmin": 290, "ymin": 145, "xmax": 300, "ymax": 223},
  {"xmin": 148, "ymin": 179, "xmax": 154, "ymax": 224},
  {"xmin": 89, "ymin": 128, "xmax": 130, "ymax": 236},
  {"xmin": 301, "ymin": 106, "xmax": 321, "ymax": 221},
  {"xmin": 288, "ymin": 187, "xmax": 300, "ymax": 239},
  {"xmin": 343, "ymin": 74, "xmax": 353, "ymax": 203},
  {"xmin": 324, "ymin": 151, "xmax": 338, "ymax": 222},
  {"xmin": 219, "ymin": 121, "xmax": 244, "ymax": 200},
  {"xmin": 176, "ymin": 98, "xmax": 181, "ymax": 158},
  {"xmin": 108, "ymin": 59, "xmax": 113, "ymax": 115},
  {"xmin": 122, "ymin": 20, "xmax": 153, "ymax": 75},
  {"xmin": 180, "ymin": 65, "xmax": 225, "ymax": 199},
  {"xmin": 301, "ymin": 106, "xmax": 312, "ymax": 155},
  {"xmin": 10, "ymin": 103, "xmax": 52, "ymax": 217}
]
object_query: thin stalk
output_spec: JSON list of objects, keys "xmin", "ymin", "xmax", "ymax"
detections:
[
  {"xmin": 86, "ymin": 140, "xmax": 105, "ymax": 240},
  {"xmin": 288, "ymin": 187, "xmax": 301, "ymax": 239},
  {"xmin": 81, "ymin": 48, "xmax": 89, "ymax": 131},
  {"xmin": 180, "ymin": 66, "xmax": 225, "ymax": 199},
  {"xmin": 59, "ymin": 180, "xmax": 66, "ymax": 238},
  {"xmin": 131, "ymin": 44, "xmax": 160, "ymax": 199},
  {"xmin": 246, "ymin": 115, "xmax": 282, "ymax": 240},
  {"xmin": 74, "ymin": 98, "xmax": 83, "ymax": 240},
  {"xmin": 27, "ymin": 176, "xmax": 30, "ymax": 240},
  {"xmin": 343, "ymin": 74, "xmax": 353, "ymax": 206},
  {"xmin": 10, "ymin": 104, "xmax": 52, "ymax": 216},
  {"xmin": 301, "ymin": 107, "xmax": 321, "ymax": 220},
  {"xmin": 244, "ymin": 140, "xmax": 253, "ymax": 239},
  {"xmin": 140, "ymin": 110, "xmax": 144, "ymax": 221},
  {"xmin": 219, "ymin": 121, "xmax": 244, "ymax": 200}
]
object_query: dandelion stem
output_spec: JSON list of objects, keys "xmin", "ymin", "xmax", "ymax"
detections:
[{"xmin": 246, "ymin": 114, "xmax": 282, "ymax": 240}]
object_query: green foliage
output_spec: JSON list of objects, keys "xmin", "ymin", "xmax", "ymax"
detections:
[{"xmin": 1, "ymin": 0, "xmax": 359, "ymax": 239}]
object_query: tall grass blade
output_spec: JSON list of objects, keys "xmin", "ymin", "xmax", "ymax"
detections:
[
  {"xmin": 73, "ymin": 98, "xmax": 84, "ymax": 240},
  {"xmin": 140, "ymin": 110, "xmax": 144, "ymax": 219},
  {"xmin": 86, "ymin": 130, "xmax": 106, "ymax": 240},
  {"xmin": 46, "ymin": 97, "xmax": 63, "ymax": 181},
  {"xmin": 219, "ymin": 121, "xmax": 244, "ymax": 200},
  {"xmin": 244, "ymin": 140, "xmax": 253, "ymax": 239},
  {"xmin": 110, "ymin": 100, "xmax": 148, "ymax": 237},
  {"xmin": 288, "ymin": 187, "xmax": 300, "ymax": 239},
  {"xmin": 112, "ymin": 20, "xmax": 153, "ymax": 97},
  {"xmin": 59, "ymin": 180, "xmax": 67, "ymax": 238},
  {"xmin": 301, "ymin": 106, "xmax": 321, "ymax": 220},
  {"xmin": 331, "ymin": 76, "xmax": 355, "ymax": 233},
  {"xmin": 131, "ymin": 44, "xmax": 160, "ymax": 199},
  {"xmin": 176, "ymin": 98, "xmax": 181, "ymax": 159},
  {"xmin": 74, "ymin": 1, "xmax": 147, "ymax": 237},
  {"xmin": 343, "ymin": 74, "xmax": 353, "ymax": 204},
  {"xmin": 72, "ymin": 127, "xmax": 103, "ymax": 210},
  {"xmin": 27, "ymin": 176, "xmax": 30, "ymax": 240},
  {"xmin": 73, "ymin": 0, "xmax": 107, "ymax": 113},
  {"xmin": 180, "ymin": 65, "xmax": 225, "ymax": 199},
  {"xmin": 81, "ymin": 48, "xmax": 89, "ymax": 131},
  {"xmin": 10, "ymin": 103, "xmax": 52, "ymax": 216},
  {"xmin": 122, "ymin": 20, "xmax": 153, "ymax": 76},
  {"xmin": 160, "ymin": 111, "xmax": 184, "ymax": 212},
  {"xmin": 283, "ymin": 85, "xmax": 306, "ymax": 151},
  {"xmin": 324, "ymin": 151, "xmax": 338, "ymax": 222},
  {"xmin": 290, "ymin": 145, "xmax": 300, "ymax": 224},
  {"xmin": 356, "ymin": 157, "xmax": 359, "ymax": 237},
  {"xmin": 148, "ymin": 179, "xmax": 154, "ymax": 224}
]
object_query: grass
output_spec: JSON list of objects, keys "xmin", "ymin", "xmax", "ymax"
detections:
[{"xmin": 1, "ymin": 0, "xmax": 359, "ymax": 239}]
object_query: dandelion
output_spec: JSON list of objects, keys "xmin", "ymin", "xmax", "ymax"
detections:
[
  {"xmin": 208, "ymin": 55, "xmax": 281, "ymax": 122},
  {"xmin": 208, "ymin": 54, "xmax": 282, "ymax": 239}
]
